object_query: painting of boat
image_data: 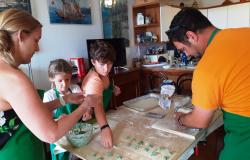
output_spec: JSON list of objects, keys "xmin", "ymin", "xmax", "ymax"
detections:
[
  {"xmin": 48, "ymin": 0, "xmax": 92, "ymax": 24},
  {"xmin": 0, "ymin": 0, "xmax": 31, "ymax": 13}
]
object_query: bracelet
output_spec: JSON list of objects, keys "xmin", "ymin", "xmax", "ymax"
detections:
[
  {"xmin": 100, "ymin": 124, "xmax": 110, "ymax": 131},
  {"xmin": 59, "ymin": 96, "xmax": 66, "ymax": 106},
  {"xmin": 178, "ymin": 115, "xmax": 184, "ymax": 126}
]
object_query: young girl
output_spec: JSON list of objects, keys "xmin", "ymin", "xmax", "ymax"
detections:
[
  {"xmin": 43, "ymin": 59, "xmax": 92, "ymax": 160},
  {"xmin": 82, "ymin": 40, "xmax": 121, "ymax": 148}
]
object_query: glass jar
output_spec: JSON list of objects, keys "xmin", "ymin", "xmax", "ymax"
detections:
[{"xmin": 136, "ymin": 13, "xmax": 144, "ymax": 25}]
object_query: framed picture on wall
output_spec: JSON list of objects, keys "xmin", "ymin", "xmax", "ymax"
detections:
[
  {"xmin": 0, "ymin": 0, "xmax": 31, "ymax": 13},
  {"xmin": 47, "ymin": 0, "xmax": 92, "ymax": 24}
]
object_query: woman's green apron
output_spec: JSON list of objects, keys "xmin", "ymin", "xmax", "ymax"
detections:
[
  {"xmin": 0, "ymin": 89, "xmax": 45, "ymax": 160},
  {"xmin": 219, "ymin": 110, "xmax": 250, "ymax": 160},
  {"xmin": 0, "ymin": 124, "xmax": 45, "ymax": 160},
  {"xmin": 50, "ymin": 89, "xmax": 78, "ymax": 160}
]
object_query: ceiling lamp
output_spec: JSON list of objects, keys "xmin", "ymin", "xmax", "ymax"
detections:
[{"xmin": 104, "ymin": 0, "xmax": 117, "ymax": 8}]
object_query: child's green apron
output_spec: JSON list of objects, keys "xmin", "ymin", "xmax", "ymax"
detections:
[
  {"xmin": 50, "ymin": 84, "xmax": 113, "ymax": 160},
  {"xmin": 103, "ymin": 83, "xmax": 114, "ymax": 111},
  {"xmin": 219, "ymin": 110, "xmax": 250, "ymax": 160},
  {"xmin": 50, "ymin": 89, "xmax": 78, "ymax": 160}
]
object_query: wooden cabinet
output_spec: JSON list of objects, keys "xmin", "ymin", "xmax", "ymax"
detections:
[
  {"xmin": 140, "ymin": 67, "xmax": 193, "ymax": 95},
  {"xmin": 135, "ymin": 0, "xmax": 159, "ymax": 6},
  {"xmin": 132, "ymin": 1, "xmax": 160, "ymax": 44},
  {"xmin": 110, "ymin": 69, "xmax": 140, "ymax": 108},
  {"xmin": 189, "ymin": 126, "xmax": 225, "ymax": 160}
]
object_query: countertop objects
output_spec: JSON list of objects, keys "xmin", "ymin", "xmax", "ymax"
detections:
[{"xmin": 55, "ymin": 95, "xmax": 223, "ymax": 160}]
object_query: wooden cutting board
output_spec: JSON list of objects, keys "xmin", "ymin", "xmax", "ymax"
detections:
[{"xmin": 151, "ymin": 109, "xmax": 222, "ymax": 139}]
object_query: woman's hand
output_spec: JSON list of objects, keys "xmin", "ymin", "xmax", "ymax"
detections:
[
  {"xmin": 63, "ymin": 93, "xmax": 84, "ymax": 104},
  {"xmin": 100, "ymin": 127, "xmax": 113, "ymax": 148},
  {"xmin": 113, "ymin": 85, "xmax": 121, "ymax": 96}
]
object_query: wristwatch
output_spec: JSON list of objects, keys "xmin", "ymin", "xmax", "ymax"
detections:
[{"xmin": 100, "ymin": 124, "xmax": 110, "ymax": 131}]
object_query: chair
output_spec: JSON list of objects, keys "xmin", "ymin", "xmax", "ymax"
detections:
[
  {"xmin": 176, "ymin": 73, "xmax": 193, "ymax": 96},
  {"xmin": 148, "ymin": 72, "xmax": 169, "ymax": 93}
]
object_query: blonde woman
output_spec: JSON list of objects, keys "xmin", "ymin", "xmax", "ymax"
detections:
[{"xmin": 0, "ymin": 9, "xmax": 92, "ymax": 160}]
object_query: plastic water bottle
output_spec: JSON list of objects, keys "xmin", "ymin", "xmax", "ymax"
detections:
[
  {"xmin": 159, "ymin": 80, "xmax": 175, "ymax": 110},
  {"xmin": 181, "ymin": 53, "xmax": 187, "ymax": 66}
]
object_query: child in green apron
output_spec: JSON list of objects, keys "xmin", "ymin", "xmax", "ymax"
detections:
[
  {"xmin": 43, "ymin": 59, "xmax": 92, "ymax": 160},
  {"xmin": 82, "ymin": 40, "xmax": 121, "ymax": 149}
]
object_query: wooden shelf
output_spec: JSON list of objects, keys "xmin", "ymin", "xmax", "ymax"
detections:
[
  {"xmin": 168, "ymin": 1, "xmax": 250, "ymax": 9},
  {"xmin": 133, "ymin": 2, "xmax": 159, "ymax": 9},
  {"xmin": 134, "ymin": 23, "xmax": 160, "ymax": 28},
  {"xmin": 132, "ymin": 1, "xmax": 160, "ymax": 44}
]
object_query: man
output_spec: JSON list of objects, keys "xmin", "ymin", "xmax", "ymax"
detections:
[{"xmin": 166, "ymin": 7, "xmax": 250, "ymax": 160}]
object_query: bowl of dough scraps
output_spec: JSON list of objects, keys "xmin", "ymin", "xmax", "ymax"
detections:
[{"xmin": 66, "ymin": 122, "xmax": 93, "ymax": 148}]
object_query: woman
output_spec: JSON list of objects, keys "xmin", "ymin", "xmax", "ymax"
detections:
[{"xmin": 0, "ymin": 9, "xmax": 92, "ymax": 160}]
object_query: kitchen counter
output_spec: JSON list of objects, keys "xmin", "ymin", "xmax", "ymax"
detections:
[
  {"xmin": 55, "ymin": 95, "xmax": 222, "ymax": 160},
  {"xmin": 141, "ymin": 66, "xmax": 194, "ymax": 77}
]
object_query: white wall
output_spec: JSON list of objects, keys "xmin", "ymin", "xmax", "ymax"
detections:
[
  {"xmin": 25, "ymin": 0, "xmax": 103, "ymax": 90},
  {"xmin": 20, "ymin": 0, "xmax": 135, "ymax": 90}
]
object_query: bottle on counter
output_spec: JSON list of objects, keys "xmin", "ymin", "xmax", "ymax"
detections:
[{"xmin": 181, "ymin": 52, "xmax": 188, "ymax": 66}]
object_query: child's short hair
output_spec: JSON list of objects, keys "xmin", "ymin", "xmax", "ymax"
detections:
[
  {"xmin": 89, "ymin": 40, "xmax": 116, "ymax": 63},
  {"xmin": 48, "ymin": 59, "xmax": 72, "ymax": 79}
]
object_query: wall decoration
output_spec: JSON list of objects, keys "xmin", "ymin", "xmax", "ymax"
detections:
[
  {"xmin": 47, "ymin": 0, "xmax": 92, "ymax": 24},
  {"xmin": 100, "ymin": 0, "xmax": 129, "ymax": 40},
  {"xmin": 0, "ymin": 0, "xmax": 31, "ymax": 13}
]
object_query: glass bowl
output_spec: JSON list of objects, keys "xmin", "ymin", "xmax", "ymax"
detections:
[{"xmin": 66, "ymin": 122, "xmax": 93, "ymax": 148}]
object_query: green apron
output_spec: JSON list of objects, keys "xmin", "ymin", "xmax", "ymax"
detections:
[
  {"xmin": 0, "ymin": 124, "xmax": 45, "ymax": 160},
  {"xmin": 219, "ymin": 110, "xmax": 250, "ymax": 160},
  {"xmin": 103, "ymin": 83, "xmax": 114, "ymax": 112},
  {"xmin": 53, "ymin": 89, "xmax": 78, "ymax": 119},
  {"xmin": 50, "ymin": 89, "xmax": 78, "ymax": 160},
  {"xmin": 0, "ymin": 89, "xmax": 46, "ymax": 160}
]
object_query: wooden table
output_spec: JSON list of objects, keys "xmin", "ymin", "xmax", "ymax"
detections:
[{"xmin": 55, "ymin": 95, "xmax": 222, "ymax": 160}]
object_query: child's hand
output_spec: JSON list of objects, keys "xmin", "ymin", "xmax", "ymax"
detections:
[
  {"xmin": 63, "ymin": 93, "xmax": 84, "ymax": 104},
  {"xmin": 113, "ymin": 85, "xmax": 121, "ymax": 96},
  {"xmin": 82, "ymin": 108, "xmax": 93, "ymax": 121},
  {"xmin": 101, "ymin": 127, "xmax": 113, "ymax": 148}
]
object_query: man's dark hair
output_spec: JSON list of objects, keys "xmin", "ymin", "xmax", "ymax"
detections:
[
  {"xmin": 166, "ymin": 7, "xmax": 212, "ymax": 44},
  {"xmin": 89, "ymin": 40, "xmax": 116, "ymax": 63}
]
